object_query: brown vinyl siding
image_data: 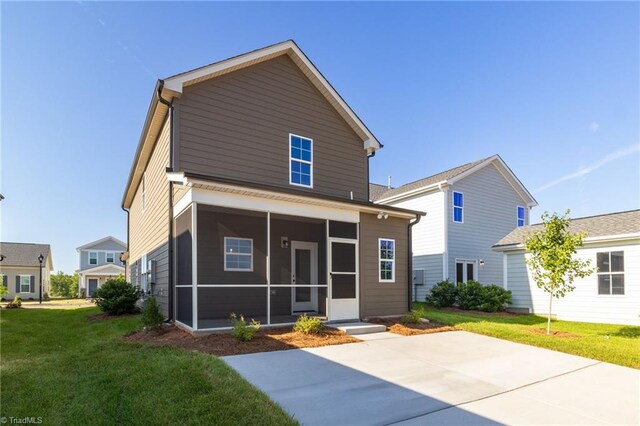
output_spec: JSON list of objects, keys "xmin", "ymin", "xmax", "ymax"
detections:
[
  {"xmin": 177, "ymin": 55, "xmax": 368, "ymax": 201},
  {"xmin": 359, "ymin": 213, "xmax": 410, "ymax": 317}
]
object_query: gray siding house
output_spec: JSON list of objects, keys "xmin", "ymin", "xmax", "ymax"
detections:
[
  {"xmin": 77, "ymin": 236, "xmax": 126, "ymax": 297},
  {"xmin": 121, "ymin": 40, "xmax": 423, "ymax": 333},
  {"xmin": 0, "ymin": 242, "xmax": 53, "ymax": 300},
  {"xmin": 373, "ymin": 155, "xmax": 537, "ymax": 301}
]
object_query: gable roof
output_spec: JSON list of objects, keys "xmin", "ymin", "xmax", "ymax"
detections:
[
  {"xmin": 0, "ymin": 242, "xmax": 53, "ymax": 269},
  {"xmin": 493, "ymin": 209, "xmax": 640, "ymax": 249},
  {"xmin": 369, "ymin": 183, "xmax": 393, "ymax": 203},
  {"xmin": 372, "ymin": 155, "xmax": 537, "ymax": 206},
  {"xmin": 80, "ymin": 263, "xmax": 125, "ymax": 275},
  {"xmin": 122, "ymin": 40, "xmax": 382, "ymax": 209},
  {"xmin": 76, "ymin": 236, "xmax": 127, "ymax": 252}
]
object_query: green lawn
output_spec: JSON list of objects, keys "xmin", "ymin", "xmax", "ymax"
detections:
[
  {"xmin": 0, "ymin": 308, "xmax": 296, "ymax": 425},
  {"xmin": 414, "ymin": 304, "xmax": 640, "ymax": 369}
]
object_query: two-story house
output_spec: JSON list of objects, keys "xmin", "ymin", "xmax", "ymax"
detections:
[
  {"xmin": 0, "ymin": 242, "xmax": 53, "ymax": 300},
  {"xmin": 372, "ymin": 155, "xmax": 537, "ymax": 301},
  {"xmin": 121, "ymin": 40, "xmax": 423, "ymax": 333},
  {"xmin": 77, "ymin": 236, "xmax": 126, "ymax": 297}
]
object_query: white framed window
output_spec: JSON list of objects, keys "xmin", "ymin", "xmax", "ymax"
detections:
[
  {"xmin": 453, "ymin": 192, "xmax": 464, "ymax": 223},
  {"xmin": 140, "ymin": 253, "xmax": 148, "ymax": 293},
  {"xmin": 289, "ymin": 134, "xmax": 313, "ymax": 188},
  {"xmin": 517, "ymin": 206, "xmax": 525, "ymax": 227},
  {"xmin": 20, "ymin": 275, "xmax": 31, "ymax": 293},
  {"xmin": 141, "ymin": 172, "xmax": 146, "ymax": 211},
  {"xmin": 597, "ymin": 251, "xmax": 624, "ymax": 295},
  {"xmin": 455, "ymin": 259, "xmax": 477, "ymax": 283},
  {"xmin": 224, "ymin": 237, "xmax": 253, "ymax": 271},
  {"xmin": 379, "ymin": 238, "xmax": 395, "ymax": 282},
  {"xmin": 89, "ymin": 251, "xmax": 98, "ymax": 265},
  {"xmin": 106, "ymin": 252, "xmax": 115, "ymax": 263}
]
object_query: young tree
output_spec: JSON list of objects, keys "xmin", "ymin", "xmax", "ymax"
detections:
[
  {"xmin": 50, "ymin": 271, "xmax": 79, "ymax": 298},
  {"xmin": 525, "ymin": 210, "xmax": 594, "ymax": 334}
]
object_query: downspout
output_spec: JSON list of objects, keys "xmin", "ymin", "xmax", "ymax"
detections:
[
  {"xmin": 157, "ymin": 80, "xmax": 175, "ymax": 323},
  {"xmin": 408, "ymin": 213, "xmax": 422, "ymax": 311},
  {"xmin": 366, "ymin": 150, "xmax": 375, "ymax": 201},
  {"xmin": 121, "ymin": 206, "xmax": 129, "ymax": 279}
]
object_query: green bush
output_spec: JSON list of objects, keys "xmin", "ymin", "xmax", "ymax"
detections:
[
  {"xmin": 477, "ymin": 285, "xmax": 512, "ymax": 312},
  {"xmin": 5, "ymin": 295, "xmax": 22, "ymax": 309},
  {"xmin": 401, "ymin": 309, "xmax": 425, "ymax": 324},
  {"xmin": 456, "ymin": 280, "xmax": 485, "ymax": 310},
  {"xmin": 230, "ymin": 313, "xmax": 260, "ymax": 342},
  {"xmin": 92, "ymin": 277, "xmax": 140, "ymax": 315},
  {"xmin": 425, "ymin": 280, "xmax": 457, "ymax": 308},
  {"xmin": 141, "ymin": 297, "xmax": 164, "ymax": 330},
  {"xmin": 293, "ymin": 314, "xmax": 324, "ymax": 334}
]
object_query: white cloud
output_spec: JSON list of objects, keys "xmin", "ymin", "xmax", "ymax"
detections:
[
  {"xmin": 534, "ymin": 143, "xmax": 640, "ymax": 194},
  {"xmin": 589, "ymin": 122, "xmax": 600, "ymax": 133}
]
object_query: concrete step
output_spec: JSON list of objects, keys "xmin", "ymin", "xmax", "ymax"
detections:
[{"xmin": 328, "ymin": 322, "xmax": 387, "ymax": 336}]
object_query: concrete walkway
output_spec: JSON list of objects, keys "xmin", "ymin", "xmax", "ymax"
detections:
[{"xmin": 223, "ymin": 331, "xmax": 639, "ymax": 425}]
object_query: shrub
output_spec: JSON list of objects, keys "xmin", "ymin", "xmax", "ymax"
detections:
[
  {"xmin": 425, "ymin": 280, "xmax": 457, "ymax": 308},
  {"xmin": 230, "ymin": 313, "xmax": 260, "ymax": 342},
  {"xmin": 401, "ymin": 309, "xmax": 425, "ymax": 324},
  {"xmin": 92, "ymin": 277, "xmax": 140, "ymax": 315},
  {"xmin": 43, "ymin": 292, "xmax": 50, "ymax": 301},
  {"xmin": 477, "ymin": 285, "xmax": 512, "ymax": 312},
  {"xmin": 5, "ymin": 296, "xmax": 22, "ymax": 309},
  {"xmin": 293, "ymin": 314, "xmax": 324, "ymax": 334},
  {"xmin": 456, "ymin": 280, "xmax": 485, "ymax": 310},
  {"xmin": 141, "ymin": 297, "xmax": 164, "ymax": 330}
]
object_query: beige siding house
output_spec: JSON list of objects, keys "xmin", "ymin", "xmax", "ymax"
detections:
[
  {"xmin": 122, "ymin": 40, "xmax": 424, "ymax": 333},
  {"xmin": 0, "ymin": 242, "xmax": 53, "ymax": 301}
]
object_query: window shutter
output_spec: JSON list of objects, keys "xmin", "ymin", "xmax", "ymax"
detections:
[
  {"xmin": 15, "ymin": 276, "xmax": 20, "ymax": 292},
  {"xmin": 2, "ymin": 275, "xmax": 7, "ymax": 288},
  {"xmin": 30, "ymin": 276, "xmax": 35, "ymax": 293}
]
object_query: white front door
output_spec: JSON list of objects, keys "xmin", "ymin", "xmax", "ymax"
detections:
[
  {"xmin": 291, "ymin": 241, "xmax": 318, "ymax": 313},
  {"xmin": 329, "ymin": 239, "xmax": 359, "ymax": 321}
]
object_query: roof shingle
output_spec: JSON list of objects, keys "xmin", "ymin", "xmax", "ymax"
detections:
[
  {"xmin": 0, "ymin": 242, "xmax": 52, "ymax": 268},
  {"xmin": 494, "ymin": 210, "xmax": 640, "ymax": 247}
]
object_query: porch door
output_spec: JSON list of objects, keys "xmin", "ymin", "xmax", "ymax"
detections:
[
  {"xmin": 88, "ymin": 278, "xmax": 98, "ymax": 297},
  {"xmin": 329, "ymin": 239, "xmax": 358, "ymax": 321},
  {"xmin": 291, "ymin": 242, "xmax": 318, "ymax": 313}
]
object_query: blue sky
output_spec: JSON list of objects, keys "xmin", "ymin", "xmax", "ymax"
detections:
[{"xmin": 2, "ymin": 2, "xmax": 638, "ymax": 274}]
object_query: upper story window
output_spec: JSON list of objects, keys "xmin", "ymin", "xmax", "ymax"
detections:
[
  {"xmin": 89, "ymin": 251, "xmax": 98, "ymax": 265},
  {"xmin": 106, "ymin": 252, "xmax": 115, "ymax": 263},
  {"xmin": 290, "ymin": 134, "xmax": 313, "ymax": 188},
  {"xmin": 379, "ymin": 238, "xmax": 395, "ymax": 282},
  {"xmin": 597, "ymin": 251, "xmax": 624, "ymax": 295},
  {"xmin": 453, "ymin": 192, "xmax": 464, "ymax": 223},
  {"xmin": 20, "ymin": 275, "xmax": 31, "ymax": 293},
  {"xmin": 517, "ymin": 206, "xmax": 525, "ymax": 227},
  {"xmin": 224, "ymin": 237, "xmax": 253, "ymax": 271},
  {"xmin": 141, "ymin": 173, "xmax": 147, "ymax": 211}
]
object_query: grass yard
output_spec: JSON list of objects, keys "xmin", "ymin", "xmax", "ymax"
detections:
[
  {"xmin": 414, "ymin": 304, "xmax": 640, "ymax": 369},
  {"xmin": 0, "ymin": 308, "xmax": 296, "ymax": 425}
]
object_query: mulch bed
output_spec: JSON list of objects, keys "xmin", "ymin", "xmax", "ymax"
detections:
[
  {"xmin": 124, "ymin": 325, "xmax": 360, "ymax": 356},
  {"xmin": 368, "ymin": 317, "xmax": 459, "ymax": 336},
  {"xmin": 526, "ymin": 328, "xmax": 579, "ymax": 338},
  {"xmin": 88, "ymin": 312, "xmax": 140, "ymax": 321}
]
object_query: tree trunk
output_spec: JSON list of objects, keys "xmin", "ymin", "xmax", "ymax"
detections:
[{"xmin": 547, "ymin": 292, "xmax": 553, "ymax": 335}]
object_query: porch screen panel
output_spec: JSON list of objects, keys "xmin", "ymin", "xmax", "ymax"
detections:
[
  {"xmin": 332, "ymin": 274, "xmax": 356, "ymax": 299},
  {"xmin": 197, "ymin": 287, "xmax": 267, "ymax": 329},
  {"xmin": 329, "ymin": 221, "xmax": 357, "ymax": 239},
  {"xmin": 176, "ymin": 287, "xmax": 193, "ymax": 327}
]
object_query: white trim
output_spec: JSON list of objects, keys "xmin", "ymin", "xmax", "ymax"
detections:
[
  {"xmin": 266, "ymin": 212, "xmax": 271, "ymax": 325},
  {"xmin": 454, "ymin": 258, "xmax": 478, "ymax": 283},
  {"xmin": 596, "ymin": 250, "xmax": 625, "ymax": 296},
  {"xmin": 75, "ymin": 236, "xmax": 127, "ymax": 252},
  {"xmin": 192, "ymin": 202, "xmax": 198, "ymax": 330},
  {"xmin": 105, "ymin": 252, "xmax": 115, "ymax": 263},
  {"xmin": 289, "ymin": 133, "xmax": 313, "ymax": 189},
  {"xmin": 223, "ymin": 237, "xmax": 254, "ymax": 272},
  {"xmin": 494, "ymin": 234, "xmax": 640, "ymax": 252},
  {"xmin": 503, "ymin": 253, "xmax": 508, "ymax": 290},
  {"xmin": 442, "ymin": 188, "xmax": 449, "ymax": 280},
  {"xmin": 378, "ymin": 238, "xmax": 396, "ymax": 283},
  {"xmin": 80, "ymin": 263, "xmax": 125, "ymax": 275},
  {"xmin": 452, "ymin": 191, "xmax": 464, "ymax": 224},
  {"xmin": 19, "ymin": 275, "xmax": 31, "ymax": 294},
  {"xmin": 328, "ymin": 236, "xmax": 359, "ymax": 321},
  {"xmin": 290, "ymin": 241, "xmax": 319, "ymax": 312},
  {"xmin": 88, "ymin": 251, "xmax": 98, "ymax": 266},
  {"xmin": 163, "ymin": 40, "xmax": 381, "ymax": 152}
]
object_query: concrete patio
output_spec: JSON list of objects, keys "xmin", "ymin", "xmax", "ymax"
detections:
[{"xmin": 223, "ymin": 331, "xmax": 639, "ymax": 425}]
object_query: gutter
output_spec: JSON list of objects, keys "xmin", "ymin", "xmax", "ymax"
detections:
[
  {"xmin": 407, "ymin": 212, "xmax": 422, "ymax": 311},
  {"xmin": 157, "ymin": 80, "xmax": 175, "ymax": 323}
]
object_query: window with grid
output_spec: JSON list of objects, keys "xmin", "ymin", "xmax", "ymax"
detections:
[
  {"xmin": 89, "ymin": 251, "xmax": 98, "ymax": 265},
  {"xmin": 290, "ymin": 134, "xmax": 313, "ymax": 187},
  {"xmin": 224, "ymin": 237, "xmax": 253, "ymax": 271},
  {"xmin": 20, "ymin": 275, "xmax": 30, "ymax": 293},
  {"xmin": 517, "ymin": 206, "xmax": 525, "ymax": 227},
  {"xmin": 379, "ymin": 238, "xmax": 395, "ymax": 282},
  {"xmin": 597, "ymin": 251, "xmax": 624, "ymax": 295},
  {"xmin": 453, "ymin": 192, "xmax": 463, "ymax": 223}
]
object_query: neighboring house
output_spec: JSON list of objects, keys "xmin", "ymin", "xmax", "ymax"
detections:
[
  {"xmin": 0, "ymin": 242, "xmax": 53, "ymax": 300},
  {"xmin": 121, "ymin": 40, "xmax": 423, "ymax": 333},
  {"xmin": 372, "ymin": 155, "xmax": 537, "ymax": 301},
  {"xmin": 77, "ymin": 236, "xmax": 126, "ymax": 297},
  {"xmin": 493, "ymin": 210, "xmax": 640, "ymax": 326}
]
